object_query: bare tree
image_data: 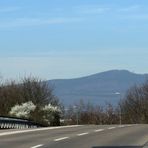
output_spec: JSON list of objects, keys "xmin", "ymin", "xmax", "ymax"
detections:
[
  {"xmin": 120, "ymin": 81, "xmax": 148, "ymax": 124},
  {"xmin": 64, "ymin": 100, "xmax": 119, "ymax": 125}
]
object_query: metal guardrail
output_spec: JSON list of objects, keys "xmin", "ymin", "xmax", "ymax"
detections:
[{"xmin": 0, "ymin": 116, "xmax": 44, "ymax": 129}]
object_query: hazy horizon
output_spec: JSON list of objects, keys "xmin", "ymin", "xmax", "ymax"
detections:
[{"xmin": 0, "ymin": 0, "xmax": 147, "ymax": 80}]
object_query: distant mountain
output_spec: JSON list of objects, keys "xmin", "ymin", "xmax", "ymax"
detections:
[{"xmin": 48, "ymin": 70, "xmax": 148, "ymax": 106}]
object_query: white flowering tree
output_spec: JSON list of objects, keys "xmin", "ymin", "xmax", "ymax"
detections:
[
  {"xmin": 9, "ymin": 101, "xmax": 36, "ymax": 119},
  {"xmin": 42, "ymin": 104, "xmax": 61, "ymax": 125},
  {"xmin": 9, "ymin": 101, "xmax": 61, "ymax": 126}
]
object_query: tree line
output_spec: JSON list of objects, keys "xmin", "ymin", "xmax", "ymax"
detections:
[
  {"xmin": 64, "ymin": 81, "xmax": 148, "ymax": 125},
  {"xmin": 0, "ymin": 77, "xmax": 61, "ymax": 126},
  {"xmin": 0, "ymin": 76, "xmax": 148, "ymax": 126},
  {"xmin": 64, "ymin": 100, "xmax": 120, "ymax": 125}
]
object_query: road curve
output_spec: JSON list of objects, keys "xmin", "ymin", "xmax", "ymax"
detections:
[{"xmin": 0, "ymin": 124, "xmax": 148, "ymax": 148}]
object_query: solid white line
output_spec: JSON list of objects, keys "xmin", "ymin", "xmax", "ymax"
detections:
[
  {"xmin": 31, "ymin": 144, "xmax": 43, "ymax": 148},
  {"xmin": 77, "ymin": 132, "xmax": 89, "ymax": 136},
  {"xmin": 94, "ymin": 129, "xmax": 104, "ymax": 132},
  {"xmin": 54, "ymin": 137, "xmax": 69, "ymax": 142},
  {"xmin": 0, "ymin": 125, "xmax": 82, "ymax": 137},
  {"xmin": 108, "ymin": 127, "xmax": 116, "ymax": 130}
]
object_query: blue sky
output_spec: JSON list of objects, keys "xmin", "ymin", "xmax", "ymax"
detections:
[{"xmin": 0, "ymin": 0, "xmax": 148, "ymax": 80}]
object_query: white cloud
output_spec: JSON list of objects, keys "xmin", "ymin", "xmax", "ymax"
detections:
[
  {"xmin": 0, "ymin": 6, "xmax": 20, "ymax": 13},
  {"xmin": 118, "ymin": 5, "xmax": 141, "ymax": 13},
  {"xmin": 120, "ymin": 14, "xmax": 148, "ymax": 20},
  {"xmin": 0, "ymin": 17, "xmax": 83, "ymax": 29},
  {"xmin": 74, "ymin": 4, "xmax": 143, "ymax": 16},
  {"xmin": 75, "ymin": 5, "xmax": 110, "ymax": 14}
]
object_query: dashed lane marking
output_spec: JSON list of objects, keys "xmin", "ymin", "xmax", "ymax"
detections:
[
  {"xmin": 94, "ymin": 129, "xmax": 104, "ymax": 132},
  {"xmin": 77, "ymin": 132, "xmax": 89, "ymax": 136},
  {"xmin": 31, "ymin": 144, "xmax": 44, "ymax": 148},
  {"xmin": 54, "ymin": 137, "xmax": 69, "ymax": 142},
  {"xmin": 118, "ymin": 125, "xmax": 125, "ymax": 128},
  {"xmin": 108, "ymin": 127, "xmax": 116, "ymax": 130}
]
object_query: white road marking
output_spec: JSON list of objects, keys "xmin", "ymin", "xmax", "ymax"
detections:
[
  {"xmin": 108, "ymin": 127, "xmax": 116, "ymax": 130},
  {"xmin": 94, "ymin": 129, "xmax": 104, "ymax": 132},
  {"xmin": 54, "ymin": 137, "xmax": 69, "ymax": 142},
  {"xmin": 0, "ymin": 125, "xmax": 82, "ymax": 137},
  {"xmin": 118, "ymin": 125, "xmax": 125, "ymax": 128},
  {"xmin": 77, "ymin": 132, "xmax": 89, "ymax": 136},
  {"xmin": 31, "ymin": 144, "xmax": 43, "ymax": 148}
]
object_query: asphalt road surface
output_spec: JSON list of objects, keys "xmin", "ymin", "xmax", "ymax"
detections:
[{"xmin": 0, "ymin": 124, "xmax": 148, "ymax": 148}]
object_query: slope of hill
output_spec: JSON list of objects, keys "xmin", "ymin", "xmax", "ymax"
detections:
[{"xmin": 48, "ymin": 70, "xmax": 148, "ymax": 106}]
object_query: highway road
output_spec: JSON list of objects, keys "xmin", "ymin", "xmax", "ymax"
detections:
[{"xmin": 0, "ymin": 124, "xmax": 148, "ymax": 148}]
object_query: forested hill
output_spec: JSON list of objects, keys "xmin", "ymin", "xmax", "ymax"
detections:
[{"xmin": 48, "ymin": 70, "xmax": 148, "ymax": 106}]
